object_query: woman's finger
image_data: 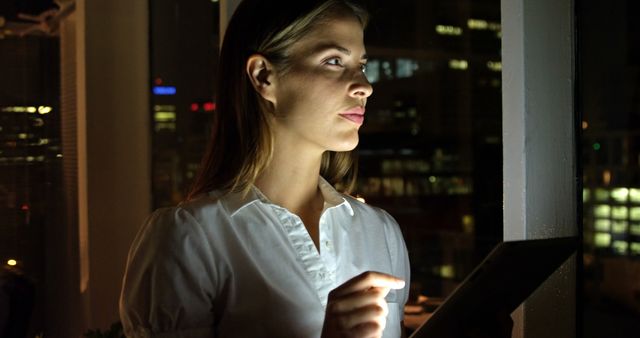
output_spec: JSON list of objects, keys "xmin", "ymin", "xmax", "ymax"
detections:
[
  {"xmin": 329, "ymin": 271, "xmax": 405, "ymax": 298},
  {"xmin": 335, "ymin": 303, "xmax": 388, "ymax": 331},
  {"xmin": 328, "ymin": 287, "xmax": 389, "ymax": 314}
]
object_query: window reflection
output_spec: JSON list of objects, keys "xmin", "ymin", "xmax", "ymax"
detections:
[{"xmin": 356, "ymin": 0, "xmax": 502, "ymax": 306}]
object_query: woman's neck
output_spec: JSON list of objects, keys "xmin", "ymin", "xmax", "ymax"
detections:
[
  {"xmin": 254, "ymin": 142, "xmax": 326, "ymax": 249},
  {"xmin": 254, "ymin": 151, "xmax": 323, "ymax": 215}
]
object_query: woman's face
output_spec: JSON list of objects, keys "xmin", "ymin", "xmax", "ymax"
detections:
[{"xmin": 269, "ymin": 14, "xmax": 373, "ymax": 155}]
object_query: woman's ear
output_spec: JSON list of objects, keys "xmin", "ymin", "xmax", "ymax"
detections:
[{"xmin": 246, "ymin": 54, "xmax": 277, "ymax": 104}]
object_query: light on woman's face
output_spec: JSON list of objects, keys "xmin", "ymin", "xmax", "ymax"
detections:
[{"xmin": 269, "ymin": 15, "xmax": 372, "ymax": 155}]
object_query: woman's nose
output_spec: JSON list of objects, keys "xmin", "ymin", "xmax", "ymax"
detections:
[{"xmin": 349, "ymin": 71, "xmax": 373, "ymax": 99}]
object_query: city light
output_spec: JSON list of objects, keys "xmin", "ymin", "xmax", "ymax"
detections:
[
  {"xmin": 448, "ymin": 59, "xmax": 468, "ymax": 70},
  {"xmin": 486, "ymin": 61, "xmax": 502, "ymax": 72},
  {"xmin": 594, "ymin": 219, "xmax": 610, "ymax": 231},
  {"xmin": 582, "ymin": 121, "xmax": 589, "ymax": 129},
  {"xmin": 38, "ymin": 106, "xmax": 52, "ymax": 114},
  {"xmin": 438, "ymin": 265, "xmax": 455, "ymax": 279},
  {"xmin": 0, "ymin": 105, "xmax": 51, "ymax": 114},
  {"xmin": 154, "ymin": 112, "xmax": 176, "ymax": 122},
  {"xmin": 153, "ymin": 86, "xmax": 177, "ymax": 95},
  {"xmin": 603, "ymin": 170, "xmax": 612, "ymax": 185},
  {"xmin": 587, "ymin": 186, "xmax": 640, "ymax": 256},
  {"xmin": 593, "ymin": 142, "xmax": 601, "ymax": 150},
  {"xmin": 1, "ymin": 106, "xmax": 37, "ymax": 113},
  {"xmin": 593, "ymin": 204, "xmax": 610, "ymax": 218},
  {"xmin": 7, "ymin": 259, "xmax": 17, "ymax": 266},
  {"xmin": 611, "ymin": 206, "xmax": 628, "ymax": 219},
  {"xmin": 435, "ymin": 25, "xmax": 463, "ymax": 36},
  {"xmin": 203, "ymin": 102, "xmax": 216, "ymax": 111},
  {"xmin": 364, "ymin": 59, "xmax": 380, "ymax": 83},
  {"xmin": 396, "ymin": 59, "xmax": 419, "ymax": 78},
  {"xmin": 612, "ymin": 220, "xmax": 628, "ymax": 233},
  {"xmin": 594, "ymin": 232, "xmax": 611, "ymax": 247},
  {"xmin": 462, "ymin": 215, "xmax": 475, "ymax": 234},
  {"xmin": 594, "ymin": 188, "xmax": 608, "ymax": 201},
  {"xmin": 612, "ymin": 241, "xmax": 628, "ymax": 255},
  {"xmin": 611, "ymin": 188, "xmax": 629, "ymax": 202},
  {"xmin": 467, "ymin": 19, "xmax": 501, "ymax": 32},
  {"xmin": 467, "ymin": 19, "xmax": 489, "ymax": 30}
]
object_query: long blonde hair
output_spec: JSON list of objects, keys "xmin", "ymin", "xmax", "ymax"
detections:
[{"xmin": 188, "ymin": 0, "xmax": 368, "ymax": 199}]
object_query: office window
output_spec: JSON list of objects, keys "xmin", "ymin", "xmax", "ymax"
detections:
[
  {"xmin": 580, "ymin": 0, "xmax": 640, "ymax": 335},
  {"xmin": 0, "ymin": 12, "xmax": 62, "ymax": 336},
  {"xmin": 150, "ymin": 0, "xmax": 220, "ymax": 208},
  {"xmin": 354, "ymin": 1, "xmax": 502, "ymax": 316}
]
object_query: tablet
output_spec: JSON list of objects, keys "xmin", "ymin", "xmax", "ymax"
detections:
[{"xmin": 409, "ymin": 236, "xmax": 578, "ymax": 338}]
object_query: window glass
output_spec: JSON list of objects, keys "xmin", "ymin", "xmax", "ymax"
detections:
[
  {"xmin": 150, "ymin": 0, "xmax": 220, "ymax": 208},
  {"xmin": 356, "ymin": 1, "xmax": 502, "ymax": 324},
  {"xmin": 0, "ymin": 2, "xmax": 62, "ymax": 333},
  {"xmin": 580, "ymin": 0, "xmax": 640, "ymax": 334}
]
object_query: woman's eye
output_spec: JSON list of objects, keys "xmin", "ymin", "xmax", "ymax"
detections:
[
  {"xmin": 325, "ymin": 57, "xmax": 343, "ymax": 66},
  {"xmin": 360, "ymin": 63, "xmax": 367, "ymax": 73}
]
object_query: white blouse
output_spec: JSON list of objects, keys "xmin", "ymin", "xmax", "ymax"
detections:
[{"xmin": 119, "ymin": 177, "xmax": 410, "ymax": 338}]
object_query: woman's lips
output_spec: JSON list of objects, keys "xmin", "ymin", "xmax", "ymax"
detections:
[{"xmin": 339, "ymin": 107, "xmax": 365, "ymax": 125}]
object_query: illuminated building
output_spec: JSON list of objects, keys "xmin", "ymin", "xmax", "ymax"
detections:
[
  {"xmin": 354, "ymin": 0, "xmax": 502, "ymax": 295},
  {"xmin": 0, "ymin": 33, "xmax": 62, "ymax": 331},
  {"xmin": 579, "ymin": 0, "xmax": 640, "ymax": 326},
  {"xmin": 149, "ymin": 0, "xmax": 219, "ymax": 207}
]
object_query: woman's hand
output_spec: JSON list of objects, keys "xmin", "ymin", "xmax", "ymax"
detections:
[{"xmin": 321, "ymin": 271, "xmax": 405, "ymax": 338}]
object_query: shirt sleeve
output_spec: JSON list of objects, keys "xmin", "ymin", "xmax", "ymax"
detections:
[{"xmin": 119, "ymin": 207, "xmax": 219, "ymax": 338}]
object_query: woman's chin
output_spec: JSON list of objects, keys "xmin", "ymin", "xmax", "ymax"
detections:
[{"xmin": 331, "ymin": 136, "xmax": 360, "ymax": 152}]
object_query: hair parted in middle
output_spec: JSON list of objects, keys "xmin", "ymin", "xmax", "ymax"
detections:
[{"xmin": 188, "ymin": 0, "xmax": 369, "ymax": 199}]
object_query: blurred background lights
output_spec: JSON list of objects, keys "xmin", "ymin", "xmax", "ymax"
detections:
[
  {"xmin": 435, "ymin": 25, "xmax": 462, "ymax": 36},
  {"xmin": 610, "ymin": 188, "xmax": 629, "ymax": 202},
  {"xmin": 38, "ymin": 105, "xmax": 52, "ymax": 114},
  {"xmin": 7, "ymin": 259, "xmax": 17, "ymax": 266},
  {"xmin": 448, "ymin": 59, "xmax": 468, "ymax": 70},
  {"xmin": 486, "ymin": 61, "xmax": 502, "ymax": 72}
]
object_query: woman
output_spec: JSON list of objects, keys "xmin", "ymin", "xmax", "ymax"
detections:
[{"xmin": 119, "ymin": 0, "xmax": 409, "ymax": 337}]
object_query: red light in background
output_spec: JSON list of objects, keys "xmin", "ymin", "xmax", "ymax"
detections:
[
  {"xmin": 190, "ymin": 103, "xmax": 199, "ymax": 112},
  {"xmin": 21, "ymin": 204, "xmax": 29, "ymax": 211},
  {"xmin": 154, "ymin": 78, "xmax": 163, "ymax": 85},
  {"xmin": 203, "ymin": 102, "xmax": 216, "ymax": 111}
]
